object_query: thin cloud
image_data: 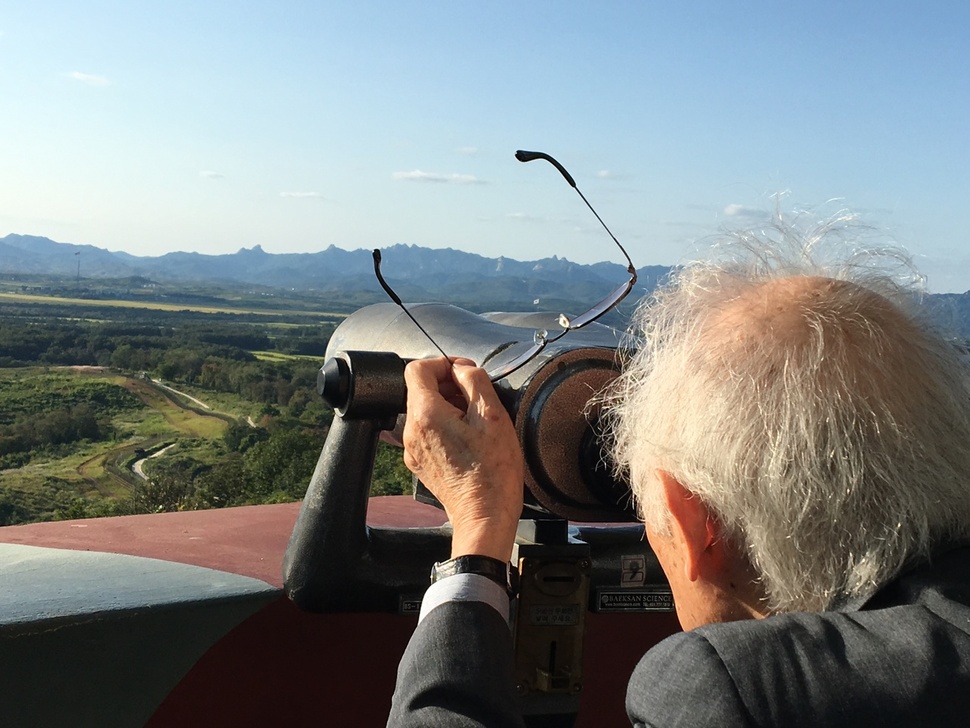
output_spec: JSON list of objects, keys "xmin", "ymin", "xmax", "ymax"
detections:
[
  {"xmin": 456, "ymin": 146, "xmax": 479, "ymax": 156},
  {"xmin": 506, "ymin": 212, "xmax": 543, "ymax": 222},
  {"xmin": 68, "ymin": 71, "xmax": 110, "ymax": 87},
  {"xmin": 723, "ymin": 203, "xmax": 767, "ymax": 219},
  {"xmin": 393, "ymin": 170, "xmax": 485, "ymax": 185},
  {"xmin": 595, "ymin": 169, "xmax": 635, "ymax": 182},
  {"xmin": 280, "ymin": 191, "xmax": 326, "ymax": 199},
  {"xmin": 199, "ymin": 170, "xmax": 225, "ymax": 179},
  {"xmin": 660, "ymin": 218, "xmax": 708, "ymax": 229}
]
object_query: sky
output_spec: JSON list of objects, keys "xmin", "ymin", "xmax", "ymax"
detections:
[{"xmin": 1, "ymin": 2, "xmax": 969, "ymax": 291}]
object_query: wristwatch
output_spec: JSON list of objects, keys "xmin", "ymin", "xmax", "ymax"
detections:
[{"xmin": 431, "ymin": 555, "xmax": 517, "ymax": 598}]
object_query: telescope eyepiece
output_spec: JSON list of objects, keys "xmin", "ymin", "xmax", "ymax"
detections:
[{"xmin": 318, "ymin": 356, "xmax": 351, "ymax": 410}]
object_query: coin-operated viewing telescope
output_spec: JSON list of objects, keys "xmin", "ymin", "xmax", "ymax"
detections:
[
  {"xmin": 283, "ymin": 302, "xmax": 673, "ymax": 726},
  {"xmin": 328, "ymin": 301, "xmax": 636, "ymax": 520}
]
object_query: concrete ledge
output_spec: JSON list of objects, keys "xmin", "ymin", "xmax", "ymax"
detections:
[
  {"xmin": 0, "ymin": 543, "xmax": 279, "ymax": 728},
  {"xmin": 0, "ymin": 543, "xmax": 278, "ymax": 628}
]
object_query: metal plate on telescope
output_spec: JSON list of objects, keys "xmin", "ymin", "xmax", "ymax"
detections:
[{"xmin": 595, "ymin": 587, "xmax": 674, "ymax": 613}]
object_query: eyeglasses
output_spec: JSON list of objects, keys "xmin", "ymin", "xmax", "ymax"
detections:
[{"xmin": 374, "ymin": 149, "xmax": 637, "ymax": 381}]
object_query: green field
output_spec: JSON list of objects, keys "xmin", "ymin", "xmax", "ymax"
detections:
[
  {"xmin": 0, "ymin": 275, "xmax": 412, "ymax": 525},
  {"xmin": 0, "ymin": 290, "xmax": 347, "ymax": 318},
  {"xmin": 0, "ymin": 367, "xmax": 237, "ymax": 522},
  {"xmin": 252, "ymin": 350, "xmax": 321, "ymax": 362}
]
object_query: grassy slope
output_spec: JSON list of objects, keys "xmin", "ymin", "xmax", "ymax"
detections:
[
  {"xmin": 0, "ymin": 279, "xmax": 336, "ymax": 522},
  {"xmin": 0, "ymin": 367, "xmax": 235, "ymax": 522}
]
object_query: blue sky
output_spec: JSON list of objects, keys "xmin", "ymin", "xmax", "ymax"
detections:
[{"xmin": 2, "ymin": 2, "xmax": 969, "ymax": 290}]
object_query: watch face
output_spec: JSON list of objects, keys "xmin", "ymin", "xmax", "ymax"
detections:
[{"xmin": 431, "ymin": 560, "xmax": 457, "ymax": 582}]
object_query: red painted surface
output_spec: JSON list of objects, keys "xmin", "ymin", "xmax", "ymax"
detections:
[
  {"xmin": 146, "ymin": 596, "xmax": 679, "ymax": 727},
  {"xmin": 0, "ymin": 497, "xmax": 447, "ymax": 587},
  {"xmin": 145, "ymin": 598, "xmax": 415, "ymax": 727},
  {"xmin": 1, "ymin": 498, "xmax": 679, "ymax": 725}
]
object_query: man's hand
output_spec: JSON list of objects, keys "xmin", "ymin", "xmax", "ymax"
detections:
[{"xmin": 403, "ymin": 357, "xmax": 524, "ymax": 562}]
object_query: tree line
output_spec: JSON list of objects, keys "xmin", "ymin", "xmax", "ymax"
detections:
[
  {"xmin": 0, "ymin": 308, "xmax": 415, "ymax": 523},
  {"xmin": 0, "ymin": 315, "xmax": 335, "ymax": 368}
]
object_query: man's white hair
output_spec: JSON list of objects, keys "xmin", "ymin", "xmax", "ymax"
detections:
[{"xmin": 604, "ymin": 212, "xmax": 970, "ymax": 613}]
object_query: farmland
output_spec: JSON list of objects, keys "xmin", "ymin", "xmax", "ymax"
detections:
[{"xmin": 0, "ymin": 276, "xmax": 413, "ymax": 524}]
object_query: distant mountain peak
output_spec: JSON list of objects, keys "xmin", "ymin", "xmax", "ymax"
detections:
[{"xmin": 0, "ymin": 233, "xmax": 672, "ymax": 313}]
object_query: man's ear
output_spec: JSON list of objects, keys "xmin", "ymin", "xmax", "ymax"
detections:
[{"xmin": 656, "ymin": 470, "xmax": 716, "ymax": 582}]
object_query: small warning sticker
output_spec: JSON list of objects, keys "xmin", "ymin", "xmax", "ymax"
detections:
[
  {"xmin": 620, "ymin": 555, "xmax": 647, "ymax": 587},
  {"xmin": 596, "ymin": 587, "xmax": 674, "ymax": 613}
]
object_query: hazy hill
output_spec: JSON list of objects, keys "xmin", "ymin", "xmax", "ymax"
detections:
[
  {"xmin": 3, "ymin": 233, "xmax": 970, "ymax": 336},
  {"xmin": 0, "ymin": 234, "xmax": 669, "ymax": 315}
]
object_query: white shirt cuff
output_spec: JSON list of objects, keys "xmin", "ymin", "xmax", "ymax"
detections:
[{"xmin": 418, "ymin": 572, "xmax": 510, "ymax": 625}]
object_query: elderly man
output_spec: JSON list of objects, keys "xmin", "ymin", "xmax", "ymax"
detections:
[{"xmin": 387, "ymin": 226, "xmax": 970, "ymax": 726}]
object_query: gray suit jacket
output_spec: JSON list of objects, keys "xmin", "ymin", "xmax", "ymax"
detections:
[
  {"xmin": 388, "ymin": 596, "xmax": 524, "ymax": 727},
  {"xmin": 389, "ymin": 547, "xmax": 970, "ymax": 726}
]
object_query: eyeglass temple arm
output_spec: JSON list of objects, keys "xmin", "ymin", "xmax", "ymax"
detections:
[
  {"xmin": 515, "ymin": 150, "xmax": 577, "ymax": 188},
  {"xmin": 515, "ymin": 150, "xmax": 636, "ymax": 276},
  {"xmin": 372, "ymin": 249, "xmax": 450, "ymax": 360}
]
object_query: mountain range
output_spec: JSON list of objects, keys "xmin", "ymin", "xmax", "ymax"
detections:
[
  {"xmin": 0, "ymin": 234, "xmax": 669, "ymax": 315},
  {"xmin": 3, "ymin": 233, "xmax": 970, "ymax": 336}
]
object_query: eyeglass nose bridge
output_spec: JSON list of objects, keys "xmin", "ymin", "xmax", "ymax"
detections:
[{"xmin": 486, "ymin": 271, "xmax": 636, "ymax": 381}]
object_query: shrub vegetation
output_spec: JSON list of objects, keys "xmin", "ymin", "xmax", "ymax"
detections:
[{"xmin": 0, "ymin": 288, "xmax": 414, "ymax": 524}]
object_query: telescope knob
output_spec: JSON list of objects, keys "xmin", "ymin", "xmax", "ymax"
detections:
[
  {"xmin": 318, "ymin": 356, "xmax": 351, "ymax": 409},
  {"xmin": 315, "ymin": 350, "xmax": 407, "ymax": 420}
]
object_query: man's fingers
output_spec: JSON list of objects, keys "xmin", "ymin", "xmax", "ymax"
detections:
[
  {"xmin": 405, "ymin": 357, "xmax": 477, "ymax": 402},
  {"xmin": 448, "ymin": 356, "xmax": 477, "ymax": 368},
  {"xmin": 450, "ymin": 362, "xmax": 505, "ymax": 422},
  {"xmin": 405, "ymin": 358, "xmax": 458, "ymax": 419},
  {"xmin": 404, "ymin": 357, "xmax": 451, "ymax": 392}
]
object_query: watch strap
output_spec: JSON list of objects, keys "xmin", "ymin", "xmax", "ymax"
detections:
[{"xmin": 431, "ymin": 555, "xmax": 516, "ymax": 597}]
